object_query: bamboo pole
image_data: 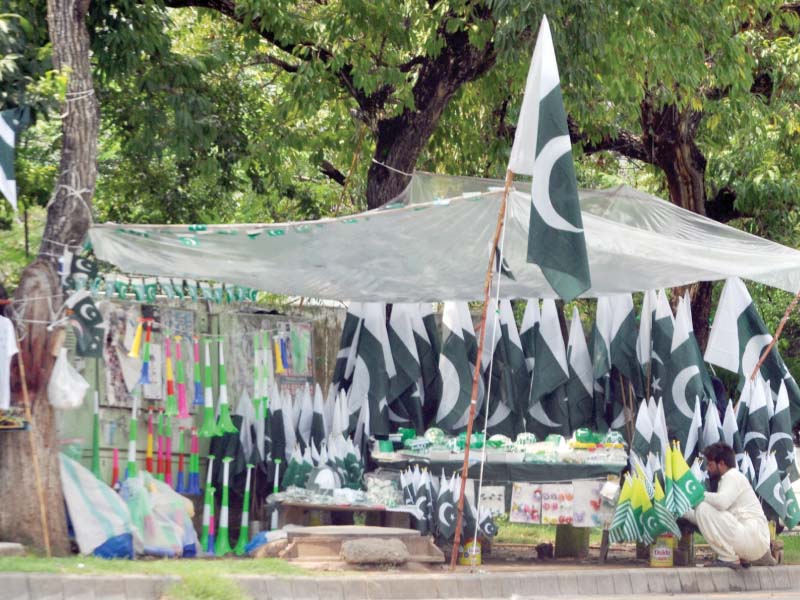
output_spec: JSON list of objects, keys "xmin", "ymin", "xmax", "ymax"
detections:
[
  {"xmin": 449, "ymin": 170, "xmax": 513, "ymax": 570},
  {"xmin": 14, "ymin": 328, "xmax": 52, "ymax": 557},
  {"xmin": 750, "ymin": 287, "xmax": 800, "ymax": 381}
]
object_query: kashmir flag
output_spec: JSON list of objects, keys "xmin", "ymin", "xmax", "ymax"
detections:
[
  {"xmin": 507, "ymin": 16, "xmax": 590, "ymax": 301},
  {"xmin": 744, "ymin": 376, "xmax": 771, "ymax": 475},
  {"xmin": 609, "ymin": 476, "xmax": 639, "ymax": 543},
  {"xmin": 609, "ymin": 294, "xmax": 645, "ymax": 398},
  {"xmin": 770, "ymin": 381, "xmax": 799, "ymax": 482},
  {"xmin": 527, "ymin": 299, "xmax": 570, "ymax": 437},
  {"xmin": 434, "ymin": 302, "xmax": 475, "ymax": 433},
  {"xmin": 331, "ymin": 302, "xmax": 364, "ymax": 394},
  {"xmin": 0, "ymin": 107, "xmax": 30, "ymax": 211},
  {"xmin": 706, "ymin": 277, "xmax": 800, "ymax": 423},
  {"xmin": 519, "ymin": 299, "xmax": 540, "ymax": 372},
  {"xmin": 387, "ymin": 303, "xmax": 425, "ymax": 432},
  {"xmin": 566, "ymin": 306, "xmax": 594, "ymax": 431},
  {"xmin": 669, "ymin": 441, "xmax": 706, "ymax": 516},
  {"xmin": 631, "ymin": 475, "xmax": 656, "ymax": 544},
  {"xmin": 653, "ymin": 477, "xmax": 681, "ymax": 537},
  {"xmin": 756, "ymin": 452, "xmax": 786, "ymax": 520},
  {"xmin": 348, "ymin": 303, "xmax": 393, "ymax": 439}
]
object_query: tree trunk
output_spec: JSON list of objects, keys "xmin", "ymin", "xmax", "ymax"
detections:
[
  {"xmin": 0, "ymin": 0, "xmax": 98, "ymax": 555},
  {"xmin": 642, "ymin": 101, "xmax": 713, "ymax": 347}
]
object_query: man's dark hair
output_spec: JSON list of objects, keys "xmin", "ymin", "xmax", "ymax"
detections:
[{"xmin": 703, "ymin": 442, "xmax": 736, "ymax": 469}]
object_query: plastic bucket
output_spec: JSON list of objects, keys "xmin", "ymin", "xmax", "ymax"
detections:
[
  {"xmin": 458, "ymin": 538, "xmax": 482, "ymax": 566},
  {"xmin": 650, "ymin": 533, "xmax": 675, "ymax": 567}
]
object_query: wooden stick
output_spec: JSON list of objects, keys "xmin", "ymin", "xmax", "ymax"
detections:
[
  {"xmin": 450, "ymin": 170, "xmax": 513, "ymax": 570},
  {"xmin": 14, "ymin": 330, "xmax": 52, "ymax": 557},
  {"xmin": 750, "ymin": 287, "xmax": 800, "ymax": 381}
]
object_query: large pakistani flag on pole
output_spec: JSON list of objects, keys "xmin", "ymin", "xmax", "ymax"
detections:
[
  {"xmin": 566, "ymin": 306, "xmax": 594, "ymax": 431},
  {"xmin": 332, "ymin": 302, "xmax": 364, "ymax": 394},
  {"xmin": 649, "ymin": 290, "xmax": 674, "ymax": 401},
  {"xmin": 519, "ymin": 299, "xmax": 540, "ymax": 372},
  {"xmin": 435, "ymin": 302, "xmax": 475, "ymax": 433},
  {"xmin": 705, "ymin": 277, "xmax": 800, "ymax": 424},
  {"xmin": 609, "ymin": 294, "xmax": 645, "ymax": 398},
  {"xmin": 417, "ymin": 303, "xmax": 441, "ymax": 427},
  {"xmin": 0, "ymin": 107, "xmax": 31, "ymax": 211},
  {"xmin": 387, "ymin": 303, "xmax": 425, "ymax": 432},
  {"xmin": 507, "ymin": 16, "xmax": 591, "ymax": 302},
  {"xmin": 527, "ymin": 299, "xmax": 570, "ymax": 437}
]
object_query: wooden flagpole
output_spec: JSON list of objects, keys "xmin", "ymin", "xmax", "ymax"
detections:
[
  {"xmin": 450, "ymin": 170, "xmax": 514, "ymax": 569},
  {"xmin": 750, "ymin": 287, "xmax": 800, "ymax": 381}
]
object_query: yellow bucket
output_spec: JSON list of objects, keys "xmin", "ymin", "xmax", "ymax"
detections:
[
  {"xmin": 650, "ymin": 533, "xmax": 675, "ymax": 567},
  {"xmin": 458, "ymin": 538, "xmax": 482, "ymax": 566}
]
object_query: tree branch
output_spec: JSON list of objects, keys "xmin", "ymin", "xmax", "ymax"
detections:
[{"xmin": 319, "ymin": 159, "xmax": 346, "ymax": 186}]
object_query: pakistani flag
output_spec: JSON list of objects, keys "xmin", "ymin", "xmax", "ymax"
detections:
[
  {"xmin": 310, "ymin": 383, "xmax": 326, "ymax": 449},
  {"xmin": 756, "ymin": 452, "xmax": 786, "ymax": 520},
  {"xmin": 664, "ymin": 298, "xmax": 709, "ymax": 452},
  {"xmin": 348, "ymin": 303, "xmax": 393, "ymax": 439},
  {"xmin": 508, "ymin": 16, "xmax": 591, "ymax": 301},
  {"xmin": 609, "ymin": 294, "xmax": 644, "ymax": 398},
  {"xmin": 683, "ymin": 397, "xmax": 704, "ymax": 463},
  {"xmin": 296, "ymin": 383, "xmax": 313, "ymax": 449},
  {"xmin": 770, "ymin": 380, "xmax": 799, "ymax": 483},
  {"xmin": 609, "ymin": 476, "xmax": 638, "ymax": 543},
  {"xmin": 631, "ymin": 402, "xmax": 656, "ymax": 463},
  {"xmin": 436, "ymin": 471, "xmax": 457, "ymax": 540},
  {"xmin": 387, "ymin": 303, "xmax": 425, "ymax": 432},
  {"xmin": 652, "ymin": 399, "xmax": 670, "ymax": 470},
  {"xmin": 637, "ymin": 290, "xmax": 657, "ymax": 376},
  {"xmin": 416, "ymin": 303, "xmax": 441, "ymax": 428},
  {"xmin": 331, "ymin": 302, "xmax": 364, "ymax": 394},
  {"xmin": 481, "ymin": 300, "xmax": 525, "ymax": 437},
  {"xmin": 744, "ymin": 377, "xmax": 770, "ymax": 475},
  {"xmin": 706, "ymin": 277, "xmax": 800, "ymax": 423},
  {"xmin": 702, "ymin": 400, "xmax": 723, "ymax": 450},
  {"xmin": 527, "ymin": 299, "xmax": 570, "ymax": 438},
  {"xmin": 0, "ymin": 107, "xmax": 30, "ymax": 211},
  {"xmin": 434, "ymin": 302, "xmax": 475, "ymax": 434},
  {"xmin": 520, "ymin": 299, "xmax": 541, "ymax": 372},
  {"xmin": 566, "ymin": 307, "xmax": 594, "ymax": 431},
  {"xmin": 590, "ymin": 297, "xmax": 613, "ymax": 431},
  {"xmin": 722, "ymin": 399, "xmax": 745, "ymax": 468},
  {"xmin": 668, "ymin": 440, "xmax": 705, "ymax": 517},
  {"xmin": 649, "ymin": 290, "xmax": 674, "ymax": 402}
]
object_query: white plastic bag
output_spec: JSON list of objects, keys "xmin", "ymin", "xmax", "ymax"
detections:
[{"xmin": 48, "ymin": 348, "xmax": 89, "ymax": 410}]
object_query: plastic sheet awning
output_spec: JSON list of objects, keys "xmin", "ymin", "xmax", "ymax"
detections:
[{"xmin": 90, "ymin": 172, "xmax": 800, "ymax": 301}]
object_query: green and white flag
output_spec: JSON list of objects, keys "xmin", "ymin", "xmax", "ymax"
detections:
[
  {"xmin": 652, "ymin": 399, "xmax": 670, "ymax": 470},
  {"xmin": 387, "ymin": 303, "xmax": 425, "ymax": 432},
  {"xmin": 664, "ymin": 297, "xmax": 708, "ymax": 452},
  {"xmin": 436, "ymin": 471, "xmax": 457, "ymax": 540},
  {"xmin": 722, "ymin": 399, "xmax": 744, "ymax": 468},
  {"xmin": 706, "ymin": 277, "xmax": 800, "ymax": 423},
  {"xmin": 310, "ymin": 383, "xmax": 326, "ymax": 449},
  {"xmin": 434, "ymin": 302, "xmax": 475, "ymax": 434},
  {"xmin": 332, "ymin": 302, "xmax": 364, "ymax": 394},
  {"xmin": 769, "ymin": 380, "xmax": 798, "ymax": 482},
  {"xmin": 609, "ymin": 476, "xmax": 639, "ymax": 543},
  {"xmin": 348, "ymin": 303, "xmax": 393, "ymax": 439},
  {"xmin": 702, "ymin": 400, "xmax": 723, "ymax": 450},
  {"xmin": 637, "ymin": 290, "xmax": 657, "ymax": 374},
  {"xmin": 650, "ymin": 290, "xmax": 674, "ymax": 401},
  {"xmin": 527, "ymin": 299, "xmax": 569, "ymax": 437},
  {"xmin": 566, "ymin": 306, "xmax": 594, "ymax": 431},
  {"xmin": 590, "ymin": 297, "xmax": 613, "ymax": 431},
  {"xmin": 609, "ymin": 294, "xmax": 645, "ymax": 398},
  {"xmin": 782, "ymin": 477, "xmax": 800, "ymax": 528},
  {"xmin": 631, "ymin": 401, "xmax": 656, "ymax": 463},
  {"xmin": 683, "ymin": 397, "xmax": 704, "ymax": 462},
  {"xmin": 744, "ymin": 377, "xmax": 770, "ymax": 476},
  {"xmin": 519, "ymin": 298, "xmax": 540, "ymax": 372},
  {"xmin": 454, "ymin": 302, "xmax": 484, "ymax": 429},
  {"xmin": 417, "ymin": 303, "xmax": 441, "ymax": 427},
  {"xmin": 507, "ymin": 16, "xmax": 590, "ymax": 301},
  {"xmin": 0, "ymin": 107, "xmax": 30, "ymax": 211},
  {"xmin": 756, "ymin": 452, "xmax": 786, "ymax": 520},
  {"xmin": 296, "ymin": 383, "xmax": 313, "ymax": 449}
]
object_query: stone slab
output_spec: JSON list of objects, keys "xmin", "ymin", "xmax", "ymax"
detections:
[{"xmin": 0, "ymin": 542, "xmax": 25, "ymax": 557}]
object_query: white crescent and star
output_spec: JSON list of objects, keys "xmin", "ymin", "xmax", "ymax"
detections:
[
  {"xmin": 671, "ymin": 366, "xmax": 700, "ymax": 420},
  {"xmin": 532, "ymin": 136, "xmax": 583, "ymax": 234},
  {"xmin": 529, "ymin": 402, "xmax": 561, "ymax": 427},
  {"xmin": 741, "ymin": 334, "xmax": 772, "ymax": 378}
]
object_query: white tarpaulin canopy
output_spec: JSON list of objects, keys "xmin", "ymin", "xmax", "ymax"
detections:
[{"xmin": 90, "ymin": 172, "xmax": 800, "ymax": 301}]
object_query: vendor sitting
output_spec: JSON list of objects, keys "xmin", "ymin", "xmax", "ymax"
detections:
[{"xmin": 684, "ymin": 442, "xmax": 771, "ymax": 569}]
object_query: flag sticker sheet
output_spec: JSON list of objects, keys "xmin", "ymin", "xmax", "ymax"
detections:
[
  {"xmin": 509, "ymin": 482, "xmax": 542, "ymax": 524},
  {"xmin": 478, "ymin": 486, "xmax": 506, "ymax": 518},
  {"xmin": 571, "ymin": 480, "xmax": 606, "ymax": 528},
  {"xmin": 541, "ymin": 483, "xmax": 574, "ymax": 525}
]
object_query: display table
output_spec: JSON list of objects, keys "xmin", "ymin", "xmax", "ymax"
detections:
[{"xmin": 275, "ymin": 500, "xmax": 412, "ymax": 529}]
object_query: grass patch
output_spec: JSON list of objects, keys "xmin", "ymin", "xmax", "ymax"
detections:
[
  {"xmin": 782, "ymin": 534, "xmax": 800, "ymax": 564},
  {"xmin": 163, "ymin": 573, "xmax": 247, "ymax": 600},
  {"xmin": 0, "ymin": 555, "xmax": 307, "ymax": 577},
  {"xmin": 494, "ymin": 519, "xmax": 603, "ymax": 545}
]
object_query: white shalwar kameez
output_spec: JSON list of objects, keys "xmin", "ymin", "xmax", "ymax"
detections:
[{"xmin": 685, "ymin": 468, "xmax": 770, "ymax": 562}]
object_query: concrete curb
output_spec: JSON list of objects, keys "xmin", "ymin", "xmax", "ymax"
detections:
[{"xmin": 2, "ymin": 565, "xmax": 800, "ymax": 599}]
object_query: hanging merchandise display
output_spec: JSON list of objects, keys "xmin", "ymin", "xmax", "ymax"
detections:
[
  {"xmin": 164, "ymin": 416, "xmax": 173, "ymax": 487},
  {"xmin": 139, "ymin": 320, "xmax": 154, "ymax": 384},
  {"xmin": 156, "ymin": 410, "xmax": 165, "ymax": 482},
  {"xmin": 176, "ymin": 426, "xmax": 187, "ymax": 494},
  {"xmin": 145, "ymin": 409, "xmax": 154, "ymax": 474},
  {"xmin": 200, "ymin": 455, "xmax": 216, "ymax": 552},
  {"xmin": 198, "ymin": 339, "xmax": 221, "ymax": 438},
  {"xmin": 91, "ymin": 391, "xmax": 101, "ymax": 480},
  {"xmin": 234, "ymin": 463, "xmax": 254, "ymax": 556},
  {"xmin": 126, "ymin": 392, "xmax": 139, "ymax": 478},
  {"xmin": 216, "ymin": 339, "xmax": 238, "ymax": 434},
  {"xmin": 192, "ymin": 337, "xmax": 204, "ymax": 406},
  {"xmin": 214, "ymin": 456, "xmax": 234, "ymax": 556},
  {"xmin": 174, "ymin": 337, "xmax": 190, "ymax": 418},
  {"xmin": 187, "ymin": 428, "xmax": 202, "ymax": 495},
  {"xmin": 164, "ymin": 335, "xmax": 178, "ymax": 417},
  {"xmin": 206, "ymin": 486, "xmax": 217, "ymax": 556},
  {"xmin": 111, "ymin": 448, "xmax": 120, "ymax": 489}
]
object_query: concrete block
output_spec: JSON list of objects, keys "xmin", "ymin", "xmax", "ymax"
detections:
[
  {"xmin": 646, "ymin": 571, "xmax": 666, "ymax": 593},
  {"xmin": 0, "ymin": 542, "xmax": 25, "ymax": 556},
  {"xmin": 479, "ymin": 574, "xmax": 503, "ymax": 598},
  {"xmin": 677, "ymin": 569, "xmax": 699, "ymax": 593},
  {"xmin": 290, "ymin": 577, "xmax": 319, "ymax": 600},
  {"xmin": 612, "ymin": 571, "xmax": 632, "ymax": 595},
  {"xmin": 663, "ymin": 569, "xmax": 681, "ymax": 593},
  {"xmin": 595, "ymin": 572, "xmax": 615, "ymax": 595},
  {"xmin": 235, "ymin": 575, "xmax": 265, "ymax": 598},
  {"xmin": 756, "ymin": 567, "xmax": 775, "ymax": 591},
  {"xmin": 341, "ymin": 538, "xmax": 409, "ymax": 565},
  {"xmin": 695, "ymin": 570, "xmax": 715, "ymax": 593},
  {"xmin": 340, "ymin": 577, "xmax": 368, "ymax": 599},
  {"xmin": 772, "ymin": 566, "xmax": 791, "ymax": 589},
  {"xmin": 316, "ymin": 578, "xmax": 345, "ymax": 600},
  {"xmin": 728, "ymin": 570, "xmax": 747, "ymax": 592},
  {"xmin": 2, "ymin": 573, "xmax": 30, "ymax": 600},
  {"xmin": 627, "ymin": 568, "xmax": 649, "ymax": 594},
  {"xmin": 432, "ymin": 575, "xmax": 462, "ymax": 598},
  {"xmin": 455, "ymin": 574, "xmax": 477, "ymax": 599},
  {"xmin": 498, "ymin": 574, "xmax": 518, "ymax": 598},
  {"xmin": 93, "ymin": 575, "xmax": 127, "ymax": 600},
  {"xmin": 123, "ymin": 574, "xmax": 160, "ymax": 600},
  {"xmin": 555, "ymin": 572, "xmax": 578, "ymax": 594},
  {"xmin": 62, "ymin": 575, "xmax": 93, "ymax": 600},
  {"xmin": 576, "ymin": 573, "xmax": 597, "ymax": 595},
  {"xmin": 531, "ymin": 574, "xmax": 559, "ymax": 595},
  {"xmin": 26, "ymin": 574, "xmax": 62, "ymax": 600},
  {"xmin": 263, "ymin": 576, "xmax": 293, "ymax": 599},
  {"xmin": 710, "ymin": 568, "xmax": 732, "ymax": 592},
  {"xmin": 787, "ymin": 566, "xmax": 800, "ymax": 589}
]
